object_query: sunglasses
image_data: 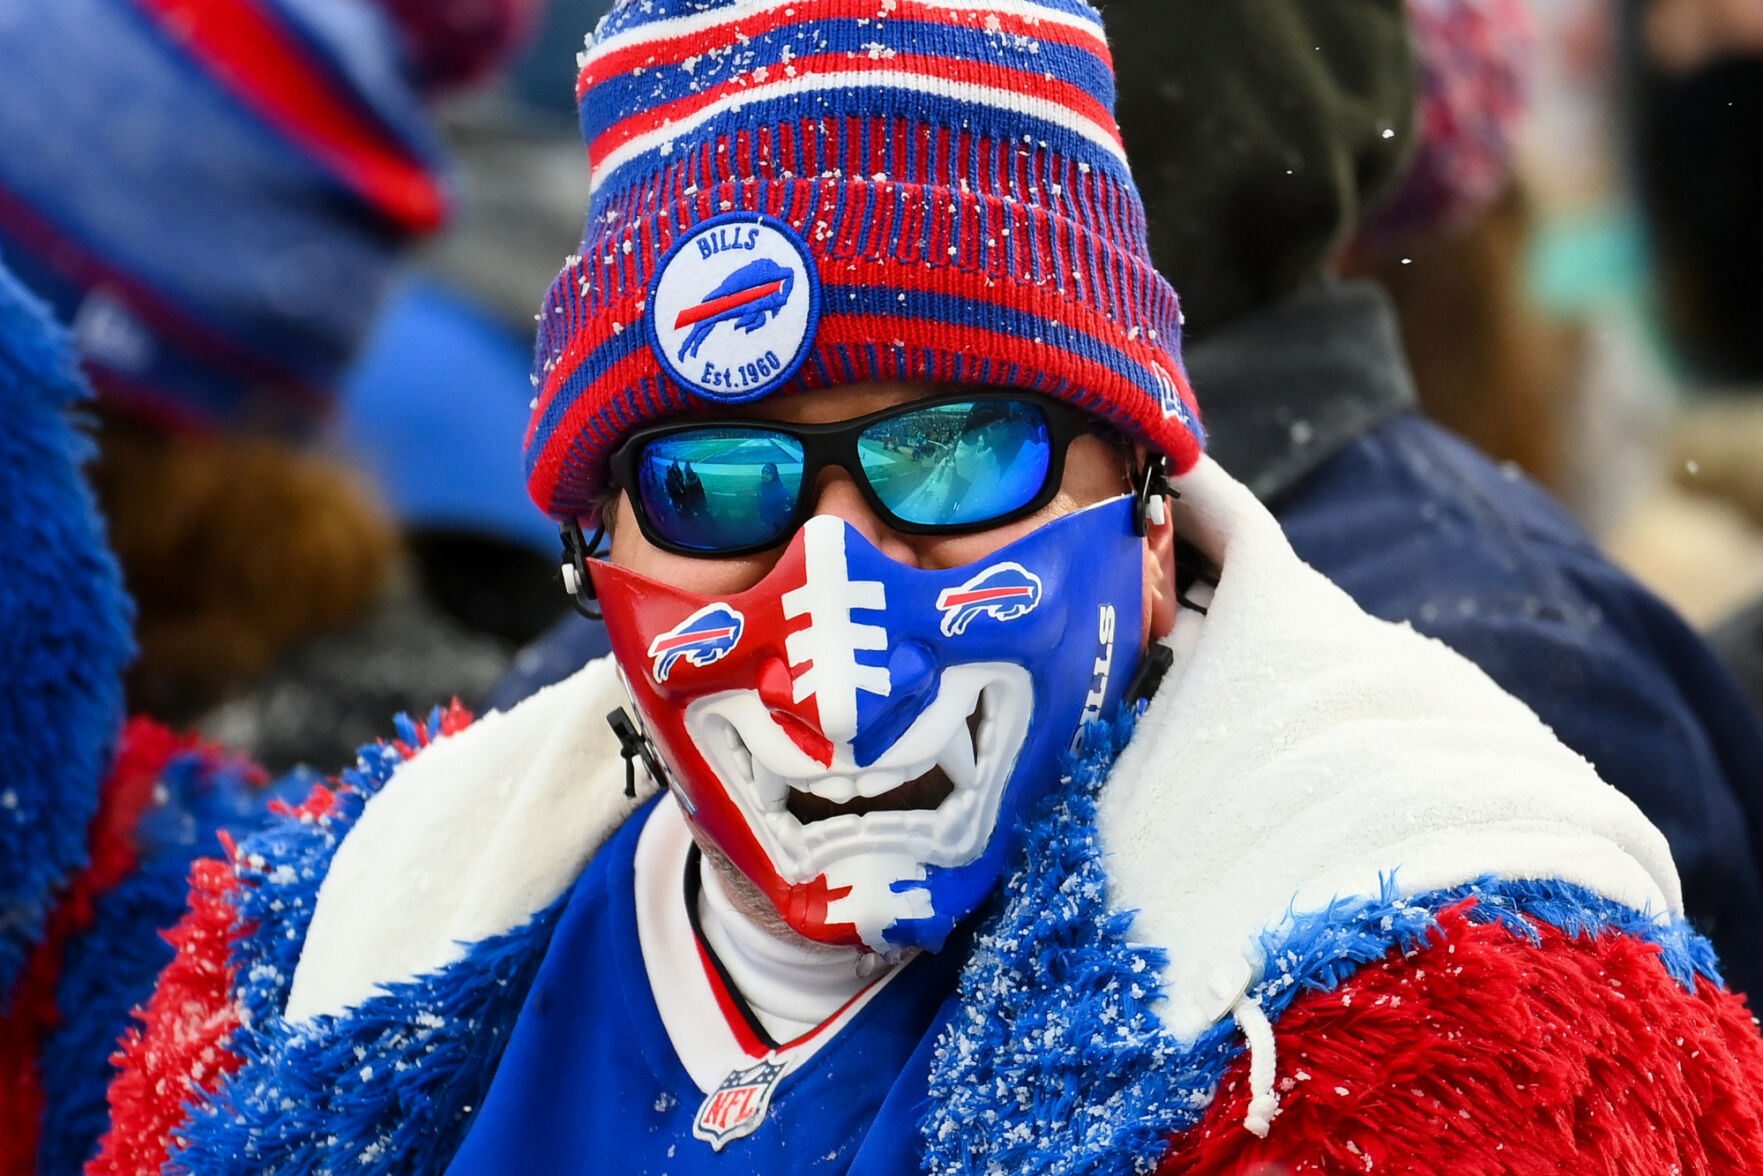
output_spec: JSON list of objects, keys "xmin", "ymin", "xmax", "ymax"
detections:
[{"xmin": 606, "ymin": 394, "xmax": 1111, "ymax": 558}]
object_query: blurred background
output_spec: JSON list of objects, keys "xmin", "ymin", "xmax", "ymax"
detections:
[{"xmin": 1336, "ymin": 0, "xmax": 1763, "ymax": 708}]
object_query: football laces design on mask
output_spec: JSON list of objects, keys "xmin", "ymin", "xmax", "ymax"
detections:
[{"xmin": 593, "ymin": 495, "xmax": 1146, "ymax": 953}]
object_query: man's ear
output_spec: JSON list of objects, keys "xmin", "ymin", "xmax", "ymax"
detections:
[{"xmin": 1143, "ymin": 493, "xmax": 1178, "ymax": 644}]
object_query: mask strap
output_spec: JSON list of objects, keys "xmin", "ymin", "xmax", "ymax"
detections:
[
  {"xmin": 1124, "ymin": 643, "xmax": 1175, "ymax": 709},
  {"xmin": 1132, "ymin": 456, "xmax": 1176, "ymax": 537},
  {"xmin": 607, "ymin": 707, "xmax": 670, "ymax": 799},
  {"xmin": 559, "ymin": 520, "xmax": 607, "ymax": 620}
]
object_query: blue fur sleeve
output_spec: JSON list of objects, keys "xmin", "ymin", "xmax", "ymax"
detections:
[{"xmin": 0, "ymin": 262, "xmax": 134, "ymax": 998}]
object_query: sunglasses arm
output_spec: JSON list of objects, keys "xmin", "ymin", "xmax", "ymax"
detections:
[{"xmin": 558, "ymin": 519, "xmax": 608, "ymax": 621}]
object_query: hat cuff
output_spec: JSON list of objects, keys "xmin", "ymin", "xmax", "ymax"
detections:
[{"xmin": 526, "ymin": 177, "xmax": 1202, "ymax": 522}]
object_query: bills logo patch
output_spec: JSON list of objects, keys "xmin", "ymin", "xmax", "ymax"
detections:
[
  {"xmin": 648, "ymin": 603, "xmax": 745, "ymax": 682},
  {"xmin": 649, "ymin": 212, "xmax": 821, "ymax": 404},
  {"xmin": 693, "ymin": 1058, "xmax": 787, "ymax": 1151},
  {"xmin": 674, "ymin": 259, "xmax": 794, "ymax": 361},
  {"xmin": 936, "ymin": 562, "xmax": 1044, "ymax": 637}
]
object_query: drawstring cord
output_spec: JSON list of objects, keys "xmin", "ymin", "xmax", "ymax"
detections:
[{"xmin": 1232, "ymin": 992, "xmax": 1281, "ymax": 1138}]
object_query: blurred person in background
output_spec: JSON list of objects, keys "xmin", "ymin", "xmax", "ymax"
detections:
[
  {"xmin": 0, "ymin": 0, "xmax": 542, "ymax": 773},
  {"xmin": 1625, "ymin": 0, "xmax": 1763, "ymax": 721},
  {"xmin": 1341, "ymin": 0, "xmax": 1587, "ymax": 494},
  {"xmin": 1, "ymin": 5, "xmax": 551, "ymax": 1167},
  {"xmin": 331, "ymin": 0, "xmax": 603, "ymax": 645},
  {"xmin": 1497, "ymin": 0, "xmax": 1763, "ymax": 629},
  {"xmin": 323, "ymin": 0, "xmax": 618, "ymax": 723},
  {"xmin": 1110, "ymin": 0, "xmax": 1763, "ymax": 997}
]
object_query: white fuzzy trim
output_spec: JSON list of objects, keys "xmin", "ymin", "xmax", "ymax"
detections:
[
  {"xmin": 1097, "ymin": 457, "xmax": 1681, "ymax": 1043},
  {"xmin": 285, "ymin": 657, "xmax": 651, "ymax": 1024}
]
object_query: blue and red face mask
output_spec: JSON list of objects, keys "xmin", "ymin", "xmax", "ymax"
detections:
[{"xmin": 591, "ymin": 495, "xmax": 1147, "ymax": 954}]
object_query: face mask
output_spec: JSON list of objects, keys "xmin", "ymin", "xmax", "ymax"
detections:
[{"xmin": 591, "ymin": 495, "xmax": 1147, "ymax": 953}]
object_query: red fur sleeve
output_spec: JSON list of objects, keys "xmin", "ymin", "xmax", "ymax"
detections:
[
  {"xmin": 1160, "ymin": 904, "xmax": 1763, "ymax": 1176},
  {"xmin": 0, "ymin": 719, "xmax": 190, "ymax": 1176},
  {"xmin": 82, "ymin": 855, "xmax": 247, "ymax": 1175}
]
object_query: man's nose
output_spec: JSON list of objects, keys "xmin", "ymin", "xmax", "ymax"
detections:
[{"xmin": 806, "ymin": 466, "xmax": 921, "ymax": 566}]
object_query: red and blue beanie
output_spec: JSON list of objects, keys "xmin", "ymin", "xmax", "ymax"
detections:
[
  {"xmin": 0, "ymin": 0, "xmax": 455, "ymax": 438},
  {"xmin": 524, "ymin": 0, "xmax": 1206, "ymax": 523}
]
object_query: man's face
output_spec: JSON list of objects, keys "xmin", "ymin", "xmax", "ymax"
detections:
[
  {"xmin": 596, "ymin": 382, "xmax": 1178, "ymax": 950},
  {"xmin": 609, "ymin": 382, "xmax": 1177, "ymax": 644}
]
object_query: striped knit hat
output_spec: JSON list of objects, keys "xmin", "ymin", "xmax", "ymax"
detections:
[
  {"xmin": 0, "ymin": 0, "xmax": 449, "ymax": 438},
  {"xmin": 524, "ymin": 0, "xmax": 1204, "ymax": 523}
]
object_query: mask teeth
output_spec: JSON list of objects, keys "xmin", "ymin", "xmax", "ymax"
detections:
[
  {"xmin": 721, "ymin": 720, "xmax": 754, "ymax": 783},
  {"xmin": 812, "ymin": 775, "xmax": 863, "ymax": 804},
  {"xmin": 975, "ymin": 683, "xmax": 1003, "ymax": 763},
  {"xmin": 936, "ymin": 721, "xmax": 978, "ymax": 792},
  {"xmin": 716, "ymin": 716, "xmax": 787, "ymax": 813},
  {"xmin": 751, "ymin": 758, "xmax": 789, "ymax": 813}
]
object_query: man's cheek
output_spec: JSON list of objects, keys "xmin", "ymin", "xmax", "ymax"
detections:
[{"xmin": 1141, "ymin": 540, "xmax": 1175, "ymax": 647}]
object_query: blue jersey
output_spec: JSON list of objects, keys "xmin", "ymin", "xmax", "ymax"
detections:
[{"xmin": 446, "ymin": 795, "xmax": 965, "ymax": 1175}]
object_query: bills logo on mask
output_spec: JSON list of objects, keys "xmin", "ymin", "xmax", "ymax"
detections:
[
  {"xmin": 592, "ymin": 496, "xmax": 1146, "ymax": 954},
  {"xmin": 936, "ymin": 563, "xmax": 1043, "ymax": 637},
  {"xmin": 649, "ymin": 604, "xmax": 746, "ymax": 682},
  {"xmin": 648, "ymin": 212, "xmax": 821, "ymax": 405}
]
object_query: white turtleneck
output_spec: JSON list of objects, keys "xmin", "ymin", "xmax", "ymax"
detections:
[{"xmin": 695, "ymin": 853, "xmax": 892, "ymax": 1043}]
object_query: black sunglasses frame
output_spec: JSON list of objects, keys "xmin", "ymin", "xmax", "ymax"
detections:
[{"xmin": 605, "ymin": 392, "xmax": 1110, "ymax": 559}]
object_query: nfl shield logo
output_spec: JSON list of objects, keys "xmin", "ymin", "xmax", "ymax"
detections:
[{"xmin": 692, "ymin": 1058, "xmax": 788, "ymax": 1151}]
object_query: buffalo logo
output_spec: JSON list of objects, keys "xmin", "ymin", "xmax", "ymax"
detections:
[
  {"xmin": 674, "ymin": 258, "xmax": 795, "ymax": 362},
  {"xmin": 648, "ymin": 603, "xmax": 746, "ymax": 682},
  {"xmin": 936, "ymin": 562, "xmax": 1044, "ymax": 637},
  {"xmin": 693, "ymin": 1058, "xmax": 787, "ymax": 1151}
]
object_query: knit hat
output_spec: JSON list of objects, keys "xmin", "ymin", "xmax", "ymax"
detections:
[
  {"xmin": 1360, "ymin": 0, "xmax": 1538, "ymax": 249},
  {"xmin": 0, "ymin": 0, "xmax": 450, "ymax": 438},
  {"xmin": 524, "ymin": 0, "xmax": 1204, "ymax": 523}
]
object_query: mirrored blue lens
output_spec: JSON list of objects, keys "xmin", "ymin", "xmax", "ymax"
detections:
[
  {"xmin": 857, "ymin": 400, "xmax": 1053, "ymax": 527},
  {"xmin": 635, "ymin": 429, "xmax": 806, "ymax": 552}
]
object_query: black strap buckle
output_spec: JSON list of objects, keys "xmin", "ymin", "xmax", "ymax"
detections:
[
  {"xmin": 1132, "ymin": 456, "xmax": 1177, "ymax": 537},
  {"xmin": 607, "ymin": 707, "xmax": 669, "ymax": 799},
  {"xmin": 559, "ymin": 520, "xmax": 607, "ymax": 620}
]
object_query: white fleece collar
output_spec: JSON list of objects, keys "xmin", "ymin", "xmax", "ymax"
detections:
[
  {"xmin": 284, "ymin": 657, "xmax": 658, "ymax": 1024},
  {"xmin": 1099, "ymin": 456, "xmax": 1679, "ymax": 1041},
  {"xmin": 285, "ymin": 456, "xmax": 1681, "ymax": 1041}
]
